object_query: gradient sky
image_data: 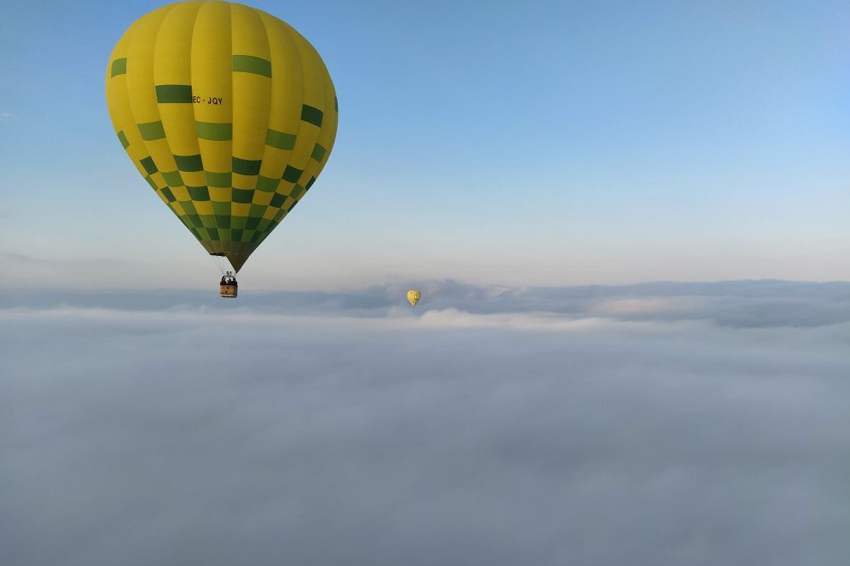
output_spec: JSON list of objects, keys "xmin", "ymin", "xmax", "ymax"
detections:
[{"xmin": 1, "ymin": 0, "xmax": 849, "ymax": 289}]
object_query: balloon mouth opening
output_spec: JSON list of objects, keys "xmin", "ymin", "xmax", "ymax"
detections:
[{"xmin": 202, "ymin": 243, "xmax": 256, "ymax": 273}]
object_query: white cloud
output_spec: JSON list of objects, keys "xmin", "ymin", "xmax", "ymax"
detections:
[
  {"xmin": 0, "ymin": 304, "xmax": 662, "ymax": 338},
  {"xmin": 1, "ymin": 283, "xmax": 848, "ymax": 565},
  {"xmin": 588, "ymin": 296, "xmax": 700, "ymax": 314},
  {"xmin": 4, "ymin": 279, "xmax": 848, "ymax": 328},
  {"xmin": 414, "ymin": 307, "xmax": 663, "ymax": 334}
]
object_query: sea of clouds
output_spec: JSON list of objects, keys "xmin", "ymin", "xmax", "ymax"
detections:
[{"xmin": 2, "ymin": 280, "xmax": 848, "ymax": 566}]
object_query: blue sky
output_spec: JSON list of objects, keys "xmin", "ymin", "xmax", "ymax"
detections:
[{"xmin": 1, "ymin": 0, "xmax": 849, "ymax": 289}]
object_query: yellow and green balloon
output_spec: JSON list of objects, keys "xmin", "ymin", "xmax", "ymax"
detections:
[{"xmin": 106, "ymin": 1, "xmax": 338, "ymax": 272}]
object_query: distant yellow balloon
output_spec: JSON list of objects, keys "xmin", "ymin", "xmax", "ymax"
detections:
[
  {"xmin": 407, "ymin": 290, "xmax": 421, "ymax": 307},
  {"xmin": 105, "ymin": 1, "xmax": 338, "ymax": 272}
]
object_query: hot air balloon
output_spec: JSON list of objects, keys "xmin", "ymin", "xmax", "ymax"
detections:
[
  {"xmin": 105, "ymin": 1, "xmax": 338, "ymax": 296},
  {"xmin": 407, "ymin": 290, "xmax": 421, "ymax": 307}
]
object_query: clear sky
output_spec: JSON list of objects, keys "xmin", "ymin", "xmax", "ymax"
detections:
[{"xmin": 1, "ymin": 0, "xmax": 849, "ymax": 289}]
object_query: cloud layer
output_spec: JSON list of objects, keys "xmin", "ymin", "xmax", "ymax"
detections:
[
  {"xmin": 4, "ymin": 278, "xmax": 850, "ymax": 328},
  {"xmin": 1, "ymin": 281, "xmax": 849, "ymax": 566}
]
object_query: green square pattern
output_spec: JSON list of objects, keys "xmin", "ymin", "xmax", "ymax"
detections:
[
  {"xmin": 161, "ymin": 170, "xmax": 184, "ymax": 187},
  {"xmin": 256, "ymin": 176, "xmax": 279, "ymax": 193},
  {"xmin": 156, "ymin": 84, "xmax": 193, "ymax": 103},
  {"xmin": 140, "ymin": 157, "xmax": 158, "ymax": 175},
  {"xmin": 174, "ymin": 154, "xmax": 203, "ymax": 172},
  {"xmin": 188, "ymin": 186, "xmax": 210, "ymax": 201},
  {"xmin": 196, "ymin": 121, "xmax": 233, "ymax": 141},
  {"xmin": 111, "ymin": 58, "xmax": 127, "ymax": 77},
  {"xmin": 311, "ymin": 143, "xmax": 326, "ymax": 162},
  {"xmin": 233, "ymin": 157, "xmax": 261, "ymax": 176},
  {"xmin": 232, "ymin": 188, "xmax": 254, "ymax": 203},
  {"xmin": 138, "ymin": 121, "xmax": 165, "ymax": 141},
  {"xmin": 282, "ymin": 165, "xmax": 302, "ymax": 183},
  {"xmin": 232, "ymin": 55, "xmax": 272, "ymax": 78},
  {"xmin": 301, "ymin": 104, "xmax": 323, "ymax": 127},
  {"xmin": 266, "ymin": 129, "xmax": 296, "ymax": 150},
  {"xmin": 206, "ymin": 171, "xmax": 232, "ymax": 187}
]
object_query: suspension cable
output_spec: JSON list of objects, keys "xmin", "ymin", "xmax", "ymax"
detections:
[{"xmin": 211, "ymin": 254, "xmax": 226, "ymax": 277}]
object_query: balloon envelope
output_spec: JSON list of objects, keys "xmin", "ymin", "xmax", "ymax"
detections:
[
  {"xmin": 106, "ymin": 1, "xmax": 338, "ymax": 272},
  {"xmin": 407, "ymin": 290, "xmax": 421, "ymax": 307}
]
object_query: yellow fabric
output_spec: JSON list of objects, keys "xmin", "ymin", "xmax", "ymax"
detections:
[
  {"xmin": 407, "ymin": 290, "xmax": 421, "ymax": 307},
  {"xmin": 106, "ymin": 1, "xmax": 338, "ymax": 272}
]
